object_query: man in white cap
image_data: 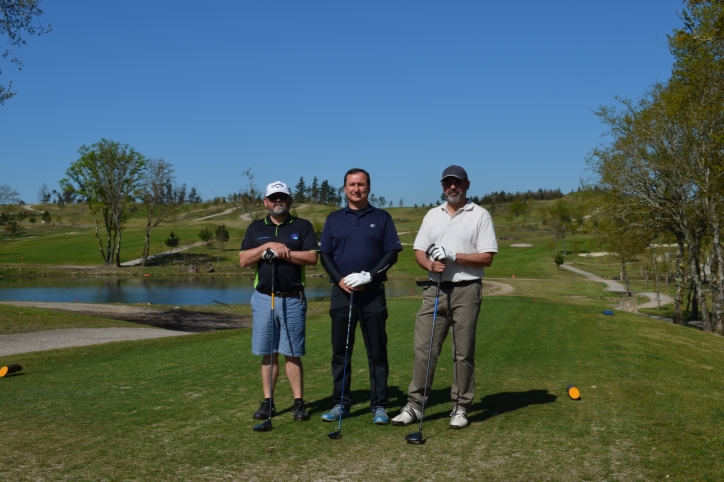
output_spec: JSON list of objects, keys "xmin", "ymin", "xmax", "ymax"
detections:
[
  {"xmin": 240, "ymin": 181, "xmax": 318, "ymax": 421},
  {"xmin": 391, "ymin": 165, "xmax": 498, "ymax": 429}
]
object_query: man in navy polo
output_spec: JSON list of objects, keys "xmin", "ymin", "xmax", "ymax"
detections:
[
  {"xmin": 318, "ymin": 168, "xmax": 403, "ymax": 425},
  {"xmin": 239, "ymin": 181, "xmax": 318, "ymax": 422}
]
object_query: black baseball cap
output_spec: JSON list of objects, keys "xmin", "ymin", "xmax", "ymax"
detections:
[{"xmin": 440, "ymin": 165, "xmax": 468, "ymax": 182}]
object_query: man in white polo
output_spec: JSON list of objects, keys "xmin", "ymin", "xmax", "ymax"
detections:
[{"xmin": 392, "ymin": 165, "xmax": 497, "ymax": 429}]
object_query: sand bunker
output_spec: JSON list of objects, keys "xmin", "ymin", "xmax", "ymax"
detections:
[
  {"xmin": 510, "ymin": 244, "xmax": 532, "ymax": 248},
  {"xmin": 578, "ymin": 252, "xmax": 613, "ymax": 257}
]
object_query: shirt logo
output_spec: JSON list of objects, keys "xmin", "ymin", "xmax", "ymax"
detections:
[
  {"xmin": 370, "ymin": 224, "xmax": 376, "ymax": 228},
  {"xmin": 290, "ymin": 233, "xmax": 299, "ymax": 240},
  {"xmin": 258, "ymin": 236, "xmax": 271, "ymax": 240}
]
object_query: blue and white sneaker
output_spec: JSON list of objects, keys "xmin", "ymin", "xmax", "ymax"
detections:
[
  {"xmin": 320, "ymin": 404, "xmax": 350, "ymax": 422},
  {"xmin": 372, "ymin": 406, "xmax": 390, "ymax": 425}
]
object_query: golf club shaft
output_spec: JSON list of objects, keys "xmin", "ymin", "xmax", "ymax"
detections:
[
  {"xmin": 337, "ymin": 290, "xmax": 354, "ymax": 432},
  {"xmin": 418, "ymin": 273, "xmax": 442, "ymax": 432},
  {"xmin": 268, "ymin": 261, "xmax": 275, "ymax": 422},
  {"xmin": 449, "ymin": 300, "xmax": 460, "ymax": 413}
]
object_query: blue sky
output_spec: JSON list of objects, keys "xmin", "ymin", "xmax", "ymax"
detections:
[{"xmin": 1, "ymin": 0, "xmax": 683, "ymax": 206}]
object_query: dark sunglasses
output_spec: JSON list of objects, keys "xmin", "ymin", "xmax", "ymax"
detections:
[{"xmin": 267, "ymin": 193, "xmax": 290, "ymax": 202}]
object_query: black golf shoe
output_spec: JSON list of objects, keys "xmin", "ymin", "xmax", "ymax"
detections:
[
  {"xmin": 253, "ymin": 399, "xmax": 276, "ymax": 420},
  {"xmin": 293, "ymin": 399, "xmax": 310, "ymax": 421}
]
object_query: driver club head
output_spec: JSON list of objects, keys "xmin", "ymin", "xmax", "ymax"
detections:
[
  {"xmin": 253, "ymin": 420, "xmax": 273, "ymax": 432},
  {"xmin": 327, "ymin": 430, "xmax": 342, "ymax": 440},
  {"xmin": 404, "ymin": 431, "xmax": 425, "ymax": 445}
]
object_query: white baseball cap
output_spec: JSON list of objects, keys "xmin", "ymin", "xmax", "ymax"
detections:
[{"xmin": 265, "ymin": 181, "xmax": 292, "ymax": 198}]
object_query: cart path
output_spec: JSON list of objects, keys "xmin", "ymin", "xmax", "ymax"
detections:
[
  {"xmin": 120, "ymin": 241, "xmax": 205, "ymax": 267},
  {"xmin": 560, "ymin": 263, "xmax": 673, "ymax": 308},
  {"xmin": 0, "ymin": 327, "xmax": 192, "ymax": 357}
]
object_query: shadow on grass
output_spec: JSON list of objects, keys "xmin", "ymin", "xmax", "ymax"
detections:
[
  {"xmin": 418, "ymin": 389, "xmax": 557, "ymax": 422},
  {"xmin": 302, "ymin": 386, "xmax": 408, "ymax": 418},
  {"xmin": 468, "ymin": 389, "xmax": 557, "ymax": 422}
]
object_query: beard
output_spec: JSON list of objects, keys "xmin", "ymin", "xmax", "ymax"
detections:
[
  {"xmin": 268, "ymin": 204, "xmax": 289, "ymax": 216},
  {"xmin": 445, "ymin": 189, "xmax": 466, "ymax": 205}
]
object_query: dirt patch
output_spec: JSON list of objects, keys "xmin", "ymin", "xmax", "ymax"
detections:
[
  {"xmin": 484, "ymin": 280, "xmax": 514, "ymax": 296},
  {"xmin": 0, "ymin": 328, "xmax": 192, "ymax": 357},
  {"xmin": 1, "ymin": 301, "xmax": 251, "ymax": 333}
]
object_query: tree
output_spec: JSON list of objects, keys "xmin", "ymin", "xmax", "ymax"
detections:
[
  {"xmin": 198, "ymin": 227, "xmax": 213, "ymax": 245},
  {"xmin": 37, "ymin": 183, "xmax": 50, "ymax": 203},
  {"xmin": 214, "ymin": 224, "xmax": 230, "ymax": 263},
  {"xmin": 294, "ymin": 177, "xmax": 307, "ymax": 203},
  {"xmin": 554, "ymin": 253, "xmax": 564, "ymax": 268},
  {"xmin": 0, "ymin": 1, "xmax": 51, "ymax": 105},
  {"xmin": 310, "ymin": 177, "xmax": 319, "ymax": 203},
  {"xmin": 4, "ymin": 220, "xmax": 21, "ymax": 236},
  {"xmin": 319, "ymin": 180, "xmax": 330, "ymax": 205},
  {"xmin": 236, "ymin": 168, "xmax": 262, "ymax": 221},
  {"xmin": 0, "ymin": 183, "xmax": 19, "ymax": 205},
  {"xmin": 164, "ymin": 231, "xmax": 179, "ymax": 254},
  {"xmin": 509, "ymin": 199, "xmax": 528, "ymax": 220},
  {"xmin": 61, "ymin": 139, "xmax": 146, "ymax": 267},
  {"xmin": 399, "ymin": 198, "xmax": 404, "ymax": 208},
  {"xmin": 188, "ymin": 187, "xmax": 200, "ymax": 203},
  {"xmin": 139, "ymin": 159, "xmax": 179, "ymax": 267},
  {"xmin": 548, "ymin": 199, "xmax": 572, "ymax": 255},
  {"xmin": 41, "ymin": 210, "xmax": 50, "ymax": 223}
]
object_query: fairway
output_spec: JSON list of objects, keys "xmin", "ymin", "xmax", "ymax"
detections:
[{"xmin": 2, "ymin": 294, "xmax": 723, "ymax": 481}]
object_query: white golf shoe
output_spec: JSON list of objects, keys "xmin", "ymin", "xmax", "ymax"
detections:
[
  {"xmin": 391, "ymin": 405, "xmax": 422, "ymax": 426},
  {"xmin": 449, "ymin": 406, "xmax": 468, "ymax": 429}
]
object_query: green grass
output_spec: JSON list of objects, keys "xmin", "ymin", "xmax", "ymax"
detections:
[
  {"xmin": 2, "ymin": 293, "xmax": 723, "ymax": 480},
  {"xmin": 0, "ymin": 303, "xmax": 141, "ymax": 334}
]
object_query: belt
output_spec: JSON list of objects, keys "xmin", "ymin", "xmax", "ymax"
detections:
[
  {"xmin": 415, "ymin": 279, "xmax": 481, "ymax": 288},
  {"xmin": 357, "ymin": 283, "xmax": 384, "ymax": 291},
  {"xmin": 257, "ymin": 289, "xmax": 304, "ymax": 299},
  {"xmin": 334, "ymin": 283, "xmax": 384, "ymax": 292}
]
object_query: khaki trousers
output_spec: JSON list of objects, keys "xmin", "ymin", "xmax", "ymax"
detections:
[{"xmin": 406, "ymin": 281, "xmax": 482, "ymax": 411}]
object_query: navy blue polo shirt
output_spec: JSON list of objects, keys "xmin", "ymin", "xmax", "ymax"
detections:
[
  {"xmin": 240, "ymin": 215, "xmax": 317, "ymax": 293},
  {"xmin": 319, "ymin": 205, "xmax": 402, "ymax": 281}
]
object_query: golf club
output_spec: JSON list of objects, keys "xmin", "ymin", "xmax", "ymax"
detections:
[
  {"xmin": 328, "ymin": 291, "xmax": 354, "ymax": 439},
  {"xmin": 254, "ymin": 255, "xmax": 276, "ymax": 432},
  {"xmin": 405, "ymin": 273, "xmax": 443, "ymax": 445},
  {"xmin": 449, "ymin": 301, "xmax": 462, "ymax": 428}
]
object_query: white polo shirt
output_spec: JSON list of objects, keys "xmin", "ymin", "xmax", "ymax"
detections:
[{"xmin": 413, "ymin": 201, "xmax": 498, "ymax": 282}]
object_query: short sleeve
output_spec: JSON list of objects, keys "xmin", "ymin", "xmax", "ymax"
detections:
[
  {"xmin": 413, "ymin": 211, "xmax": 433, "ymax": 251},
  {"xmin": 475, "ymin": 211, "xmax": 498, "ymax": 253},
  {"xmin": 299, "ymin": 220, "xmax": 318, "ymax": 251},
  {"xmin": 241, "ymin": 224, "xmax": 256, "ymax": 251}
]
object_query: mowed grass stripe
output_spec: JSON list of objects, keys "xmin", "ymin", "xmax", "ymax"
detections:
[{"xmin": 1, "ymin": 297, "xmax": 723, "ymax": 480}]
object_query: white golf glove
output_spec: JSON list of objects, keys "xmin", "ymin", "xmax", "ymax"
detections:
[
  {"xmin": 262, "ymin": 248, "xmax": 277, "ymax": 263},
  {"xmin": 429, "ymin": 245, "xmax": 456, "ymax": 262},
  {"xmin": 344, "ymin": 271, "xmax": 372, "ymax": 288}
]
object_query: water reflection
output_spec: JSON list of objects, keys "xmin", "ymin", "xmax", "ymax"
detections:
[{"xmin": 0, "ymin": 277, "xmax": 423, "ymax": 305}]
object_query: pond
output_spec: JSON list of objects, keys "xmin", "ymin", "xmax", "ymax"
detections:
[{"xmin": 0, "ymin": 277, "xmax": 424, "ymax": 306}]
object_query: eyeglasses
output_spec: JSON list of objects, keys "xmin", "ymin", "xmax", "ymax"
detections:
[
  {"xmin": 441, "ymin": 179, "xmax": 465, "ymax": 188},
  {"xmin": 267, "ymin": 193, "xmax": 290, "ymax": 202}
]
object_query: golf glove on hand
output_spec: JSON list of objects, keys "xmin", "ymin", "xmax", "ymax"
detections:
[
  {"xmin": 344, "ymin": 271, "xmax": 372, "ymax": 288},
  {"xmin": 429, "ymin": 245, "xmax": 456, "ymax": 262},
  {"xmin": 262, "ymin": 248, "xmax": 277, "ymax": 263}
]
